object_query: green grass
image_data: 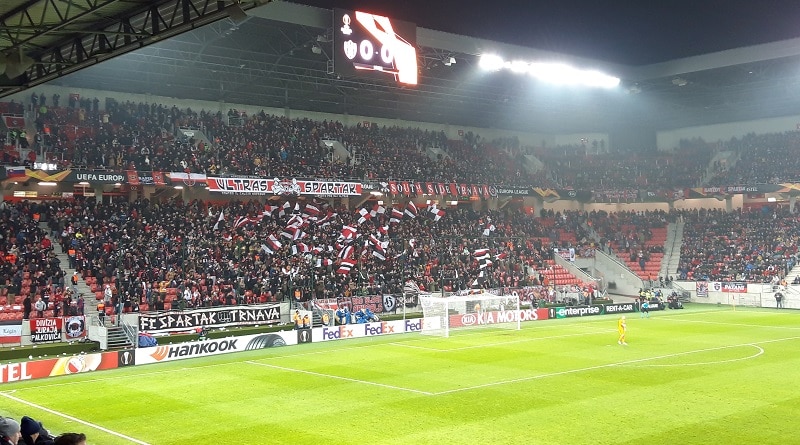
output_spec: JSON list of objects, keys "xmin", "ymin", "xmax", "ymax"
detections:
[{"xmin": 2, "ymin": 305, "xmax": 799, "ymax": 445}]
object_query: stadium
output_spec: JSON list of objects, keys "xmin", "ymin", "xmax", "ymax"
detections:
[{"xmin": 0, "ymin": 1, "xmax": 799, "ymax": 444}]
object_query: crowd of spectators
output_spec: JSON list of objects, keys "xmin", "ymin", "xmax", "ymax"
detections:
[
  {"xmin": 584, "ymin": 209, "xmax": 669, "ymax": 255},
  {"xmin": 678, "ymin": 208, "xmax": 800, "ymax": 282},
  {"xmin": 705, "ymin": 131, "xmax": 800, "ymax": 185},
  {"xmin": 9, "ymin": 92, "xmax": 800, "ymax": 307},
  {"xmin": 46, "ymin": 196, "xmax": 599, "ymax": 311},
  {"xmin": 538, "ymin": 143, "xmax": 711, "ymax": 191},
  {"xmin": 0, "ymin": 92, "xmax": 723, "ymax": 189},
  {"xmin": 12, "ymin": 92, "xmax": 800, "ymax": 191},
  {"xmin": 0, "ymin": 201, "xmax": 71, "ymax": 318}
]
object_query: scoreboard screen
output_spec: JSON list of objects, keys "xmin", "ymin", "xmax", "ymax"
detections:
[{"xmin": 333, "ymin": 9, "xmax": 418, "ymax": 85}]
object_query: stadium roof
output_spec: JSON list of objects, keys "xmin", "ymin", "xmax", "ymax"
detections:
[{"xmin": 4, "ymin": 1, "xmax": 800, "ymax": 134}]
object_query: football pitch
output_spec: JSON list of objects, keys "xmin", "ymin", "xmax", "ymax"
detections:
[{"xmin": 2, "ymin": 306, "xmax": 799, "ymax": 445}]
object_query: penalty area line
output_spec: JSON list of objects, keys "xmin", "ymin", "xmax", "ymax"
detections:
[{"xmin": 0, "ymin": 392, "xmax": 152, "ymax": 445}]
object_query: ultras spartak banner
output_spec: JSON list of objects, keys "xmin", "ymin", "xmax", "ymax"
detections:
[{"xmin": 206, "ymin": 177, "xmax": 362, "ymax": 196}]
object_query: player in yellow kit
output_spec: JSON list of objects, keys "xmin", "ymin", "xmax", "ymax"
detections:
[{"xmin": 617, "ymin": 315, "xmax": 627, "ymax": 345}]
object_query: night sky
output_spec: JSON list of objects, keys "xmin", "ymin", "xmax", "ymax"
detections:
[{"xmin": 290, "ymin": 0, "xmax": 800, "ymax": 65}]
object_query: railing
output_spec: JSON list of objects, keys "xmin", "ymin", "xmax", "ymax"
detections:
[
  {"xmin": 594, "ymin": 249, "xmax": 646, "ymax": 290},
  {"xmin": 552, "ymin": 253, "xmax": 603, "ymax": 290},
  {"xmin": 669, "ymin": 281, "xmax": 692, "ymax": 302},
  {"xmin": 120, "ymin": 315, "xmax": 138, "ymax": 347}
]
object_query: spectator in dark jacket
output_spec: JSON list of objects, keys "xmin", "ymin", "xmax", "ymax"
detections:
[{"xmin": 0, "ymin": 417, "xmax": 20, "ymax": 445}]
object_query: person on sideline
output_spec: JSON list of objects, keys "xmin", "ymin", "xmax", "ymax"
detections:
[
  {"xmin": 775, "ymin": 292, "xmax": 784, "ymax": 309},
  {"xmin": 640, "ymin": 300, "xmax": 650, "ymax": 318},
  {"xmin": 618, "ymin": 315, "xmax": 627, "ymax": 345}
]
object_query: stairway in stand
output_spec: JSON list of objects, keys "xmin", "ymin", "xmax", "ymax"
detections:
[
  {"xmin": 106, "ymin": 325, "xmax": 133, "ymax": 349},
  {"xmin": 614, "ymin": 226, "xmax": 667, "ymax": 282}
]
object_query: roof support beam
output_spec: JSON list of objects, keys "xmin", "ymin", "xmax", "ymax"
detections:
[{"xmin": 0, "ymin": 0, "xmax": 269, "ymax": 98}]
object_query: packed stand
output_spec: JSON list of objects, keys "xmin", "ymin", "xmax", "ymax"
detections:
[
  {"xmin": 537, "ymin": 142, "xmax": 710, "ymax": 191},
  {"xmin": 0, "ymin": 201, "xmax": 71, "ymax": 321},
  {"xmin": 677, "ymin": 208, "xmax": 800, "ymax": 282},
  {"xmin": 10, "ymin": 91, "xmax": 552, "ymax": 185},
  {"xmin": 15, "ymin": 92, "xmax": 800, "ymax": 191},
  {"xmin": 705, "ymin": 131, "xmax": 800, "ymax": 185},
  {"xmin": 51, "ymin": 196, "xmax": 597, "ymax": 313}
]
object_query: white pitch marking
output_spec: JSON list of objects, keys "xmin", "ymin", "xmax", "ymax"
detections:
[
  {"xmin": 0, "ymin": 392, "xmax": 151, "ymax": 444},
  {"xmin": 433, "ymin": 336, "xmax": 800, "ymax": 395},
  {"xmin": 244, "ymin": 360, "xmax": 433, "ymax": 395},
  {"xmin": 622, "ymin": 344, "xmax": 764, "ymax": 367}
]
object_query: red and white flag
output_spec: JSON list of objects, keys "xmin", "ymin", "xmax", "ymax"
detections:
[
  {"xmin": 429, "ymin": 204, "xmax": 445, "ymax": 222},
  {"xmin": 405, "ymin": 201, "xmax": 418, "ymax": 218},
  {"xmin": 341, "ymin": 225, "xmax": 358, "ymax": 240},
  {"xmin": 266, "ymin": 234, "xmax": 282, "ymax": 251},
  {"xmin": 337, "ymin": 259, "xmax": 357, "ymax": 274},
  {"xmin": 213, "ymin": 210, "xmax": 225, "ymax": 231},
  {"xmin": 390, "ymin": 208, "xmax": 404, "ymax": 224},
  {"xmin": 473, "ymin": 248, "xmax": 490, "ymax": 260}
]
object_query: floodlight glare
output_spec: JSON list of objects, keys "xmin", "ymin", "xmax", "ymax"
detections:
[
  {"xmin": 583, "ymin": 69, "xmax": 620, "ymax": 88},
  {"xmin": 481, "ymin": 53, "xmax": 620, "ymax": 88},
  {"xmin": 509, "ymin": 60, "xmax": 529, "ymax": 73},
  {"xmin": 479, "ymin": 54, "xmax": 504, "ymax": 71},
  {"xmin": 529, "ymin": 62, "xmax": 619, "ymax": 88}
]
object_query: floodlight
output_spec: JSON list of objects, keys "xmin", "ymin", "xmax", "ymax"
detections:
[{"xmin": 479, "ymin": 54, "xmax": 504, "ymax": 71}]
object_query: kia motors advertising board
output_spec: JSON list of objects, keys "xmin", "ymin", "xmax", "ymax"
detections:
[{"xmin": 449, "ymin": 308, "xmax": 549, "ymax": 328}]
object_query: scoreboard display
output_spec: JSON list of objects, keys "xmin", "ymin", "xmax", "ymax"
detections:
[{"xmin": 333, "ymin": 9, "xmax": 418, "ymax": 85}]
